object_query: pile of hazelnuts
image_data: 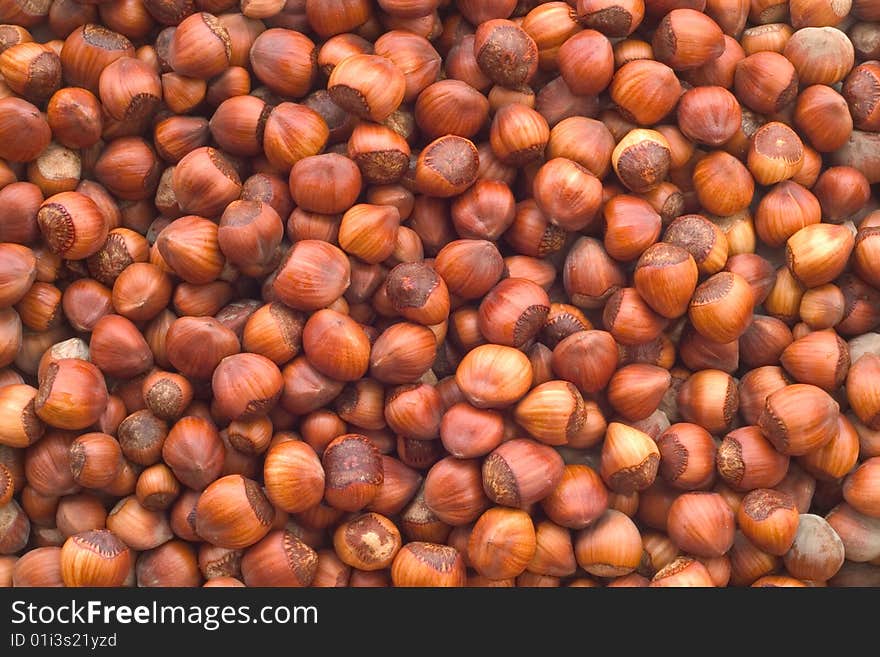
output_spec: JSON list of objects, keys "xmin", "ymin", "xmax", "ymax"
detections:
[{"xmin": 0, "ymin": 0, "xmax": 880, "ymax": 588}]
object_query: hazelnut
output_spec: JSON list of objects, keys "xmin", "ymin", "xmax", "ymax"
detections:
[{"xmin": 60, "ymin": 530, "xmax": 131, "ymax": 587}]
